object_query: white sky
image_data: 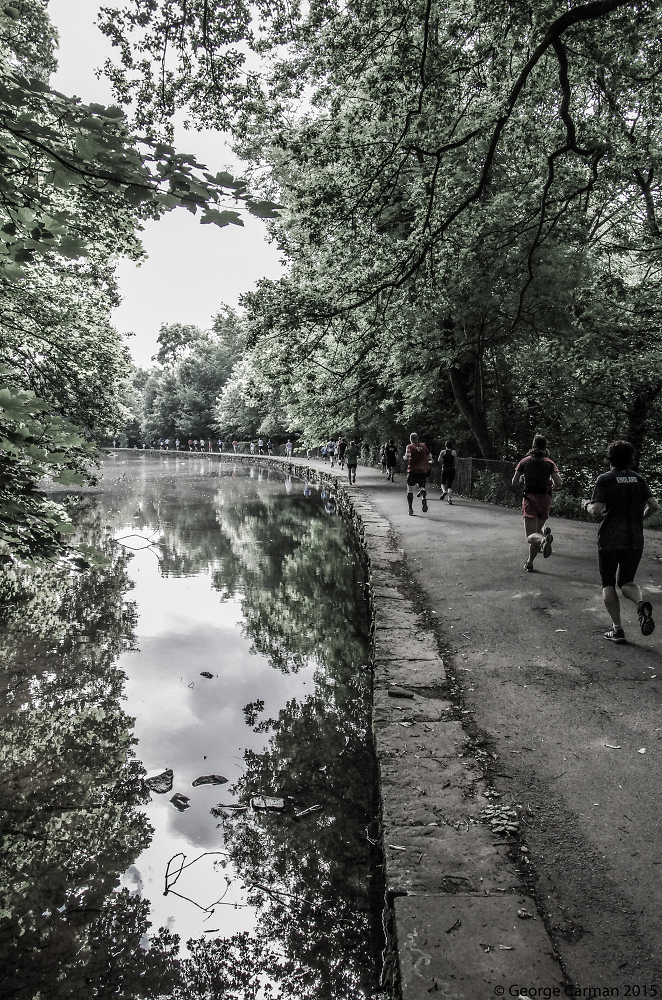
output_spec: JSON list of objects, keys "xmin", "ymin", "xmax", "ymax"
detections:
[{"xmin": 48, "ymin": 0, "xmax": 284, "ymax": 368}]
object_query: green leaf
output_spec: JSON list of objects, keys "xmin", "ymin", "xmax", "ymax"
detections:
[{"xmin": 246, "ymin": 200, "xmax": 282, "ymax": 219}]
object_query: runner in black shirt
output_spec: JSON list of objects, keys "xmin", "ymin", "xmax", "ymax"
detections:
[
  {"xmin": 585, "ymin": 439, "xmax": 659, "ymax": 643},
  {"xmin": 384, "ymin": 440, "xmax": 398, "ymax": 482},
  {"xmin": 438, "ymin": 440, "xmax": 457, "ymax": 504}
]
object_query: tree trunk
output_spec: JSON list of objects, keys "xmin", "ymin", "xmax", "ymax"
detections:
[
  {"xmin": 448, "ymin": 365, "xmax": 495, "ymax": 459},
  {"xmin": 626, "ymin": 388, "xmax": 660, "ymax": 468}
]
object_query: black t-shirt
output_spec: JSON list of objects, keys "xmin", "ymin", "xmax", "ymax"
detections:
[
  {"xmin": 516, "ymin": 456, "xmax": 558, "ymax": 496},
  {"xmin": 384, "ymin": 444, "xmax": 398, "ymax": 465},
  {"xmin": 591, "ymin": 467, "xmax": 653, "ymax": 551}
]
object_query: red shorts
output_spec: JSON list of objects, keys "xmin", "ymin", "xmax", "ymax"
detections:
[{"xmin": 522, "ymin": 493, "xmax": 551, "ymax": 520}]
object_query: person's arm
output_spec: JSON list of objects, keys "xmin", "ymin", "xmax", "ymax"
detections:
[
  {"xmin": 583, "ymin": 479, "xmax": 605, "ymax": 517},
  {"xmin": 511, "ymin": 462, "xmax": 522, "ymax": 488},
  {"xmin": 644, "ymin": 496, "xmax": 659, "ymax": 519},
  {"xmin": 583, "ymin": 499, "xmax": 604, "ymax": 517},
  {"xmin": 551, "ymin": 470, "xmax": 563, "ymax": 488}
]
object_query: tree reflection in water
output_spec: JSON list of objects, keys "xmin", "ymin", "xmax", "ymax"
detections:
[{"xmin": 0, "ymin": 458, "xmax": 385, "ymax": 999}]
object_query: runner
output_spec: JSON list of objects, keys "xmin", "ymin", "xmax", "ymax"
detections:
[
  {"xmin": 258, "ymin": 437, "xmax": 264, "ymax": 454},
  {"xmin": 175, "ymin": 438, "xmax": 180, "ymax": 450},
  {"xmin": 232, "ymin": 439, "xmax": 239, "ymax": 453},
  {"xmin": 208, "ymin": 438, "xmax": 213, "ymax": 452},
  {"xmin": 404, "ymin": 433, "xmax": 432, "ymax": 515},
  {"xmin": 583, "ymin": 440, "xmax": 659, "ymax": 642},
  {"xmin": 337, "ymin": 436, "xmax": 347, "ymax": 470},
  {"xmin": 267, "ymin": 439, "xmax": 273, "ymax": 455},
  {"xmin": 285, "ymin": 439, "xmax": 293, "ymax": 457},
  {"xmin": 321, "ymin": 444, "xmax": 328, "ymax": 463},
  {"xmin": 187, "ymin": 438, "xmax": 193, "ymax": 451},
  {"xmin": 384, "ymin": 439, "xmax": 398, "ymax": 481},
  {"xmin": 345, "ymin": 439, "xmax": 360, "ymax": 484},
  {"xmin": 164, "ymin": 438, "xmax": 170, "ymax": 451},
  {"xmin": 438, "ymin": 440, "xmax": 458, "ymax": 504},
  {"xmin": 380, "ymin": 443, "xmax": 388, "ymax": 475},
  {"xmin": 512, "ymin": 434, "xmax": 563, "ymax": 572},
  {"xmin": 326, "ymin": 437, "xmax": 336, "ymax": 468},
  {"xmin": 250, "ymin": 441, "xmax": 255, "ymax": 454}
]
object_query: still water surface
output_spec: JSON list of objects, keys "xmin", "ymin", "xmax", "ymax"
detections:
[{"xmin": 0, "ymin": 454, "xmax": 385, "ymax": 999}]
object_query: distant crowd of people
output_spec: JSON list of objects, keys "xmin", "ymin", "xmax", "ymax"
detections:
[{"xmin": 116, "ymin": 437, "xmax": 295, "ymax": 455}]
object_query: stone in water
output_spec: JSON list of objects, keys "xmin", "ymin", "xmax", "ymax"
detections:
[
  {"xmin": 170, "ymin": 793, "xmax": 190, "ymax": 811},
  {"xmin": 192, "ymin": 774, "xmax": 228, "ymax": 787},
  {"xmin": 145, "ymin": 768, "xmax": 173, "ymax": 794},
  {"xmin": 252, "ymin": 796, "xmax": 285, "ymax": 810}
]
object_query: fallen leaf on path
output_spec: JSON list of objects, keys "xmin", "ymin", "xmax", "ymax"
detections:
[
  {"xmin": 638, "ymin": 748, "xmax": 647, "ymax": 754},
  {"xmin": 499, "ymin": 944, "xmax": 513, "ymax": 950},
  {"xmin": 388, "ymin": 844, "xmax": 406, "ymax": 851},
  {"xmin": 555, "ymin": 629, "xmax": 567, "ymax": 632},
  {"xmin": 604, "ymin": 744, "xmax": 621, "ymax": 749},
  {"xmin": 517, "ymin": 908, "xmax": 534, "ymax": 919},
  {"xmin": 446, "ymin": 918, "xmax": 461, "ymax": 933}
]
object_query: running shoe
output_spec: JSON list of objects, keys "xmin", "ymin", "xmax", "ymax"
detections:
[
  {"xmin": 604, "ymin": 626, "xmax": 626, "ymax": 643},
  {"xmin": 541, "ymin": 525, "xmax": 553, "ymax": 558},
  {"xmin": 439, "ymin": 490, "xmax": 447, "ymax": 501},
  {"xmin": 408, "ymin": 508, "xmax": 414, "ymax": 516},
  {"xmin": 416, "ymin": 489, "xmax": 425, "ymax": 498},
  {"xmin": 637, "ymin": 601, "xmax": 655, "ymax": 636},
  {"xmin": 524, "ymin": 561, "xmax": 534, "ymax": 572},
  {"xmin": 421, "ymin": 499, "xmax": 428, "ymax": 513},
  {"xmin": 447, "ymin": 499, "xmax": 453, "ymax": 505}
]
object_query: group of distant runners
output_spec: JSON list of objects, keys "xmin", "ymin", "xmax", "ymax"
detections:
[
  {"xmin": 122, "ymin": 437, "xmax": 298, "ymax": 455},
  {"xmin": 396, "ymin": 430, "xmax": 657, "ymax": 645}
]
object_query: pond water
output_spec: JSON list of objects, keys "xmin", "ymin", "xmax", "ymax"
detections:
[{"xmin": 0, "ymin": 454, "xmax": 385, "ymax": 999}]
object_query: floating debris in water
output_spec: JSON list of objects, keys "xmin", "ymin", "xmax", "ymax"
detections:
[
  {"xmin": 252, "ymin": 795, "xmax": 285, "ymax": 810},
  {"xmin": 210, "ymin": 803, "xmax": 248, "ymax": 817},
  {"xmin": 192, "ymin": 774, "xmax": 228, "ymax": 787},
  {"xmin": 170, "ymin": 793, "xmax": 191, "ymax": 811},
  {"xmin": 200, "ymin": 671, "xmax": 214, "ymax": 679},
  {"xmin": 145, "ymin": 768, "xmax": 173, "ymax": 794},
  {"xmin": 294, "ymin": 804, "xmax": 323, "ymax": 819}
]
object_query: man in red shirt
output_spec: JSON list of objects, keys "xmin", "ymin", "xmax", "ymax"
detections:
[{"xmin": 404, "ymin": 433, "xmax": 432, "ymax": 515}]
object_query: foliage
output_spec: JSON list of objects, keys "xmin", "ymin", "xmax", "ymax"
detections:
[
  {"xmin": 101, "ymin": 0, "xmax": 662, "ymax": 477},
  {"xmin": 0, "ymin": 0, "xmax": 282, "ymax": 567},
  {"xmin": 0, "ymin": 379, "xmax": 94, "ymax": 562},
  {"xmin": 120, "ymin": 305, "xmax": 246, "ymax": 442}
]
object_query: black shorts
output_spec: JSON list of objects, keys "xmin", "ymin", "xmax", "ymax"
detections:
[
  {"xmin": 407, "ymin": 472, "xmax": 427, "ymax": 488},
  {"xmin": 441, "ymin": 469, "xmax": 456, "ymax": 487},
  {"xmin": 598, "ymin": 548, "xmax": 643, "ymax": 589}
]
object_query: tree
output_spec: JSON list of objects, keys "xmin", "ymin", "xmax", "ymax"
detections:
[
  {"xmin": 101, "ymin": 0, "xmax": 662, "ymax": 468},
  {"xmin": 0, "ymin": 1, "xmax": 278, "ymax": 565}
]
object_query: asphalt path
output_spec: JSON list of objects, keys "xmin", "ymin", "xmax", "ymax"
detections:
[{"xmin": 348, "ymin": 465, "xmax": 662, "ymax": 989}]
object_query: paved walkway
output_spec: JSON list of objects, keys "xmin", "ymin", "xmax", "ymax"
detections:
[{"xmin": 341, "ymin": 462, "xmax": 662, "ymax": 990}]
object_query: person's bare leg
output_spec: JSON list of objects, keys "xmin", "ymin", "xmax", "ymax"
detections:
[
  {"xmin": 621, "ymin": 581, "xmax": 643, "ymax": 608},
  {"xmin": 524, "ymin": 516, "xmax": 543, "ymax": 565},
  {"xmin": 447, "ymin": 485, "xmax": 453, "ymax": 503},
  {"xmin": 603, "ymin": 586, "xmax": 622, "ymax": 628}
]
